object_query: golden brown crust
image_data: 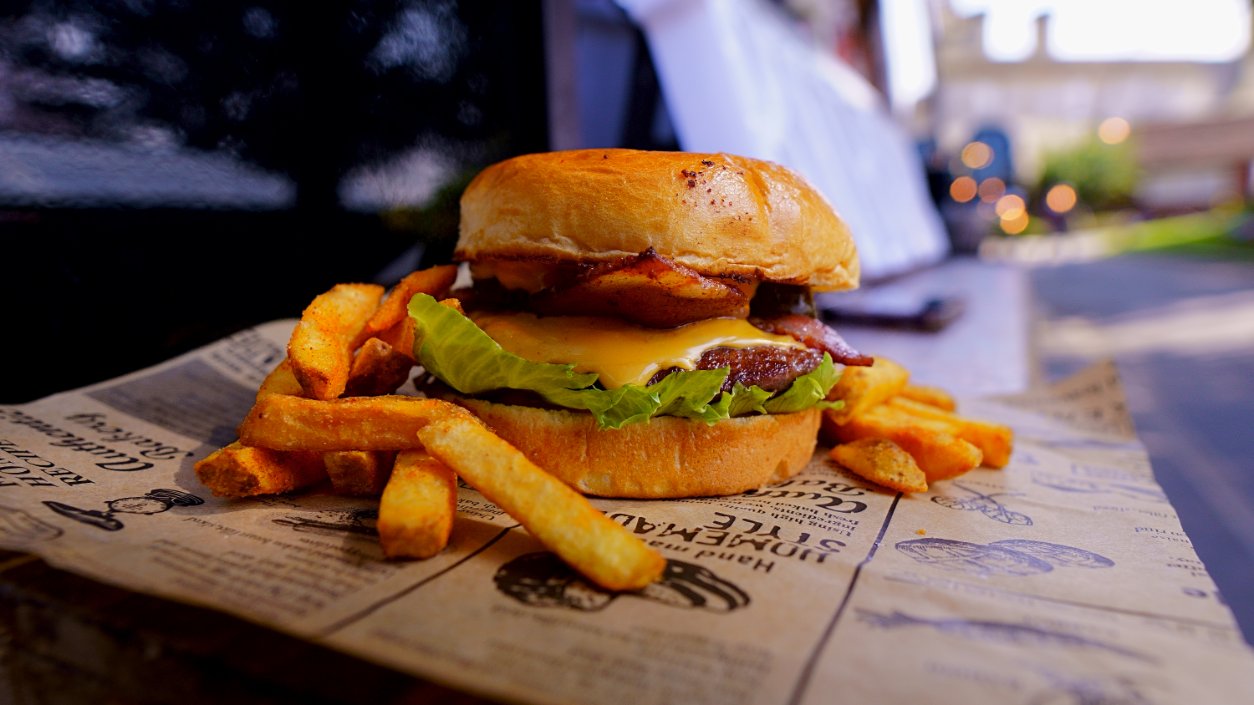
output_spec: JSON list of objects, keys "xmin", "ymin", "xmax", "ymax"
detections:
[
  {"xmin": 457, "ymin": 149, "xmax": 859, "ymax": 291},
  {"xmin": 453, "ymin": 398, "xmax": 822, "ymax": 498}
]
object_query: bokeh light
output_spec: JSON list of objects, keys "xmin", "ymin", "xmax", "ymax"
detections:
[
  {"xmin": 960, "ymin": 141, "xmax": 993, "ymax": 169},
  {"xmin": 950, "ymin": 175, "xmax": 978, "ymax": 202},
  {"xmin": 978, "ymin": 176, "xmax": 1005, "ymax": 202},
  {"xmin": 1098, "ymin": 116, "xmax": 1131, "ymax": 145},
  {"xmin": 1045, "ymin": 183, "xmax": 1078, "ymax": 213},
  {"xmin": 995, "ymin": 193, "xmax": 1026, "ymax": 219},
  {"xmin": 1000, "ymin": 210, "xmax": 1030, "ymax": 235}
]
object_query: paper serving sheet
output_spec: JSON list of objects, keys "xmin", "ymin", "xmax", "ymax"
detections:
[{"xmin": 1, "ymin": 321, "xmax": 1251, "ymax": 704}]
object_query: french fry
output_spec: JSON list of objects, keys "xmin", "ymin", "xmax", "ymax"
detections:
[
  {"xmin": 345, "ymin": 337, "xmax": 414, "ymax": 397},
  {"xmin": 194, "ymin": 441, "xmax": 326, "ymax": 497},
  {"xmin": 416, "ymin": 415, "xmax": 665, "ymax": 591},
  {"xmin": 378, "ymin": 450, "xmax": 457, "ymax": 559},
  {"xmin": 359, "ymin": 265, "xmax": 459, "ymax": 344},
  {"xmin": 830, "ymin": 438, "xmax": 928, "ymax": 494},
  {"xmin": 207, "ymin": 269, "xmax": 1018, "ymax": 581},
  {"xmin": 829, "ymin": 403, "xmax": 983, "ymax": 482},
  {"xmin": 897, "ymin": 384, "xmax": 956, "ymax": 412},
  {"xmin": 886, "ymin": 397, "xmax": 1014, "ymax": 468},
  {"xmin": 371, "ymin": 297, "xmax": 461, "ymax": 366},
  {"xmin": 257, "ymin": 358, "xmax": 305, "ymax": 400},
  {"xmin": 237, "ymin": 394, "xmax": 471, "ymax": 452},
  {"xmin": 825, "ymin": 357, "xmax": 909, "ymax": 424},
  {"xmin": 375, "ymin": 316, "xmax": 417, "ymax": 361},
  {"xmin": 323, "ymin": 450, "xmax": 396, "ymax": 497},
  {"xmin": 288, "ymin": 283, "xmax": 385, "ymax": 400}
]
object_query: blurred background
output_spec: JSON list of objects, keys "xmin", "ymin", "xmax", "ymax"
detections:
[{"xmin": 3, "ymin": 0, "xmax": 1252, "ymax": 642}]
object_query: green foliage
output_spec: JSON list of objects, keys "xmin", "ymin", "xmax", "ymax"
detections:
[{"xmin": 1037, "ymin": 138, "xmax": 1140, "ymax": 211}]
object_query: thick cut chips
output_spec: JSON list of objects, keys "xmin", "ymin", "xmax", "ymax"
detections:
[
  {"xmin": 416, "ymin": 415, "xmax": 665, "ymax": 592},
  {"xmin": 345, "ymin": 337, "xmax": 414, "ymax": 397},
  {"xmin": 238, "ymin": 394, "xmax": 471, "ymax": 452},
  {"xmin": 378, "ymin": 450, "xmax": 457, "ymax": 559},
  {"xmin": 323, "ymin": 450, "xmax": 396, "ymax": 496},
  {"xmin": 194, "ymin": 442, "xmax": 326, "ymax": 497},
  {"xmin": 830, "ymin": 438, "xmax": 928, "ymax": 494},
  {"xmin": 897, "ymin": 384, "xmax": 956, "ymax": 412},
  {"xmin": 288, "ymin": 283, "xmax": 384, "ymax": 400},
  {"xmin": 375, "ymin": 316, "xmax": 417, "ymax": 362},
  {"xmin": 828, "ymin": 402, "xmax": 983, "ymax": 482},
  {"xmin": 885, "ymin": 397, "xmax": 1013, "ymax": 468},
  {"xmin": 825, "ymin": 357, "xmax": 909, "ymax": 423},
  {"xmin": 257, "ymin": 359, "xmax": 305, "ymax": 400},
  {"xmin": 359, "ymin": 265, "xmax": 458, "ymax": 344}
]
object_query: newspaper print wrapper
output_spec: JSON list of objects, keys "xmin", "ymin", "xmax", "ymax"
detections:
[{"xmin": 0, "ymin": 321, "xmax": 1251, "ymax": 705}]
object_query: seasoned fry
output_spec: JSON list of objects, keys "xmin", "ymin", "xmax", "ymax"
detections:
[
  {"xmin": 194, "ymin": 441, "xmax": 325, "ymax": 497},
  {"xmin": 205, "ymin": 266, "xmax": 1018, "ymax": 583},
  {"xmin": 886, "ymin": 396, "xmax": 1013, "ymax": 468},
  {"xmin": 828, "ymin": 403, "xmax": 983, "ymax": 482},
  {"xmin": 373, "ymin": 297, "xmax": 462, "ymax": 361},
  {"xmin": 238, "ymin": 394, "xmax": 471, "ymax": 451},
  {"xmin": 898, "ymin": 384, "xmax": 956, "ymax": 412},
  {"xmin": 345, "ymin": 337, "xmax": 414, "ymax": 397},
  {"xmin": 323, "ymin": 450, "xmax": 396, "ymax": 497},
  {"xmin": 359, "ymin": 265, "xmax": 459, "ymax": 344},
  {"xmin": 375, "ymin": 316, "xmax": 417, "ymax": 361},
  {"xmin": 830, "ymin": 438, "xmax": 928, "ymax": 494},
  {"xmin": 288, "ymin": 283, "xmax": 385, "ymax": 400},
  {"xmin": 378, "ymin": 450, "xmax": 457, "ymax": 559},
  {"xmin": 825, "ymin": 357, "xmax": 909, "ymax": 424},
  {"xmin": 416, "ymin": 415, "xmax": 665, "ymax": 591},
  {"xmin": 257, "ymin": 358, "xmax": 305, "ymax": 400}
]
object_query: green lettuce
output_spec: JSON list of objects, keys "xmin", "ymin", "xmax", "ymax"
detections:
[{"xmin": 407, "ymin": 293, "xmax": 842, "ymax": 429}]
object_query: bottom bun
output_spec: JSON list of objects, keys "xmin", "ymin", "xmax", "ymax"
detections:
[{"xmin": 453, "ymin": 398, "xmax": 821, "ymax": 498}]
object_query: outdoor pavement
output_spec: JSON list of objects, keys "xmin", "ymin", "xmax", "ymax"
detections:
[{"xmin": 1028, "ymin": 251, "xmax": 1254, "ymax": 645}]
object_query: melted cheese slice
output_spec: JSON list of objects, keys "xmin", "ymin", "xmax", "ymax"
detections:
[{"xmin": 471, "ymin": 312, "xmax": 804, "ymax": 389}]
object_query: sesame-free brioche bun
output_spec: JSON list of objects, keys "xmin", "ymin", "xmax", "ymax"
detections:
[
  {"xmin": 454, "ymin": 397, "xmax": 822, "ymax": 498},
  {"xmin": 457, "ymin": 148, "xmax": 859, "ymax": 291}
]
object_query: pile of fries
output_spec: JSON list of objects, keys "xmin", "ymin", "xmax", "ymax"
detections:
[
  {"xmin": 821, "ymin": 358, "xmax": 1014, "ymax": 494},
  {"xmin": 194, "ymin": 266, "xmax": 1011, "ymax": 589},
  {"xmin": 193, "ymin": 266, "xmax": 665, "ymax": 592}
]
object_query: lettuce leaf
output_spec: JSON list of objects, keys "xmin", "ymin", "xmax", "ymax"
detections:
[
  {"xmin": 764, "ymin": 353, "xmax": 842, "ymax": 413},
  {"xmin": 407, "ymin": 293, "xmax": 597, "ymax": 394},
  {"xmin": 408, "ymin": 293, "xmax": 842, "ymax": 429}
]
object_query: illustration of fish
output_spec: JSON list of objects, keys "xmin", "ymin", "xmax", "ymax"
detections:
[
  {"xmin": 1031, "ymin": 474, "xmax": 1167, "ymax": 504},
  {"xmin": 896, "ymin": 538, "xmax": 1054, "ymax": 577},
  {"xmin": 896, "ymin": 538, "xmax": 1116, "ymax": 578},
  {"xmin": 1030, "ymin": 671, "xmax": 1154, "ymax": 705},
  {"xmin": 989, "ymin": 540, "xmax": 1115, "ymax": 569},
  {"xmin": 857, "ymin": 609, "xmax": 1153, "ymax": 663}
]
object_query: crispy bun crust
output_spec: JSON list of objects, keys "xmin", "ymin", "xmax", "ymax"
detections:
[
  {"xmin": 457, "ymin": 149, "xmax": 859, "ymax": 291},
  {"xmin": 453, "ymin": 398, "xmax": 822, "ymax": 498}
]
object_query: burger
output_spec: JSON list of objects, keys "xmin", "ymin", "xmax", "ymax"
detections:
[{"xmin": 407, "ymin": 148, "xmax": 871, "ymax": 498}]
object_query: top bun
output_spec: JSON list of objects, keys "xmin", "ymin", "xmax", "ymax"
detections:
[{"xmin": 457, "ymin": 149, "xmax": 859, "ymax": 291}]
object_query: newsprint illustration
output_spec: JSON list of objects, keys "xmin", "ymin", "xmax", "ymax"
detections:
[{"xmin": 0, "ymin": 321, "xmax": 1251, "ymax": 705}]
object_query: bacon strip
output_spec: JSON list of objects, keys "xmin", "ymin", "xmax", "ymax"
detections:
[
  {"xmin": 751, "ymin": 314, "xmax": 874, "ymax": 367},
  {"xmin": 533, "ymin": 249, "xmax": 754, "ymax": 328}
]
